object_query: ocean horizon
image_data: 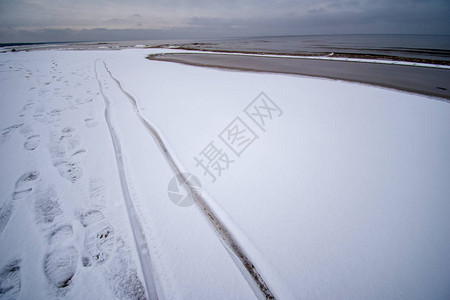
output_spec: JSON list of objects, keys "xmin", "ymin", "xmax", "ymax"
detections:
[{"xmin": 2, "ymin": 34, "xmax": 450, "ymax": 62}]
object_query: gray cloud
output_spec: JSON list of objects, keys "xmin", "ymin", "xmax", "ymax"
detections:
[{"xmin": 0, "ymin": 0, "xmax": 449, "ymax": 43}]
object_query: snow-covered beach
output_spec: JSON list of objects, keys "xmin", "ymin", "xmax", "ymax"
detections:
[{"xmin": 1, "ymin": 48, "xmax": 450, "ymax": 299}]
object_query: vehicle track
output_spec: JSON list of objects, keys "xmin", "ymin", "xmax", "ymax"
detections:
[
  {"xmin": 102, "ymin": 60, "xmax": 275, "ymax": 299},
  {"xmin": 94, "ymin": 59, "xmax": 160, "ymax": 300}
]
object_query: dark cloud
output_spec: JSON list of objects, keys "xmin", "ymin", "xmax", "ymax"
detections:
[{"xmin": 0, "ymin": 0, "xmax": 449, "ymax": 43}]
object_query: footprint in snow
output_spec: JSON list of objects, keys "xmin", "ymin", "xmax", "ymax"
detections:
[
  {"xmin": 105, "ymin": 237, "xmax": 146, "ymax": 300},
  {"xmin": 0, "ymin": 124, "xmax": 23, "ymax": 145},
  {"xmin": 54, "ymin": 161, "xmax": 83, "ymax": 183},
  {"xmin": 0, "ymin": 171, "xmax": 39, "ymax": 235},
  {"xmin": 78, "ymin": 210, "xmax": 145, "ymax": 299},
  {"xmin": 0, "ymin": 259, "xmax": 22, "ymax": 299},
  {"xmin": 13, "ymin": 170, "xmax": 40, "ymax": 200},
  {"xmin": 32, "ymin": 107, "xmax": 48, "ymax": 123},
  {"xmin": 43, "ymin": 225, "xmax": 78, "ymax": 291},
  {"xmin": 84, "ymin": 118, "xmax": 98, "ymax": 128},
  {"xmin": 50, "ymin": 108, "xmax": 62, "ymax": 117},
  {"xmin": 24, "ymin": 135, "xmax": 40, "ymax": 150},
  {"xmin": 44, "ymin": 246, "xmax": 78, "ymax": 289},
  {"xmin": 23, "ymin": 103, "xmax": 35, "ymax": 111},
  {"xmin": 79, "ymin": 210, "xmax": 105, "ymax": 227},
  {"xmin": 33, "ymin": 185, "xmax": 63, "ymax": 226},
  {"xmin": 89, "ymin": 178, "xmax": 106, "ymax": 207},
  {"xmin": 48, "ymin": 225, "xmax": 73, "ymax": 246},
  {"xmin": 48, "ymin": 128, "xmax": 85, "ymax": 183},
  {"xmin": 60, "ymin": 127, "xmax": 76, "ymax": 139},
  {"xmin": 79, "ymin": 210, "xmax": 115, "ymax": 265},
  {"xmin": 19, "ymin": 124, "xmax": 32, "ymax": 137},
  {"xmin": 71, "ymin": 149, "xmax": 86, "ymax": 159},
  {"xmin": 0, "ymin": 199, "xmax": 14, "ymax": 235}
]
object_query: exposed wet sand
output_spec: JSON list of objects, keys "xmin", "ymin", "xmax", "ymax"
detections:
[{"xmin": 148, "ymin": 53, "xmax": 450, "ymax": 101}]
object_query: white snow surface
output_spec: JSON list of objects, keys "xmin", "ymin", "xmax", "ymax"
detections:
[{"xmin": 1, "ymin": 48, "xmax": 450, "ymax": 300}]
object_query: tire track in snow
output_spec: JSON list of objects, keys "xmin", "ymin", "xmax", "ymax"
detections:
[
  {"xmin": 94, "ymin": 59, "xmax": 159, "ymax": 300},
  {"xmin": 102, "ymin": 61, "xmax": 276, "ymax": 300}
]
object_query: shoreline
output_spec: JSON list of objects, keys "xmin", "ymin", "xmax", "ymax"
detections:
[
  {"xmin": 148, "ymin": 52, "xmax": 450, "ymax": 101},
  {"xmin": 150, "ymin": 46, "xmax": 450, "ymax": 66}
]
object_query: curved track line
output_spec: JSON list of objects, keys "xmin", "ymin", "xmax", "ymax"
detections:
[
  {"xmin": 103, "ymin": 61, "xmax": 275, "ymax": 299},
  {"xmin": 94, "ymin": 59, "xmax": 159, "ymax": 300}
]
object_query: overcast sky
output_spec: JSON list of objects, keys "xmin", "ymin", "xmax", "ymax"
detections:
[{"xmin": 0, "ymin": 0, "xmax": 449, "ymax": 43}]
